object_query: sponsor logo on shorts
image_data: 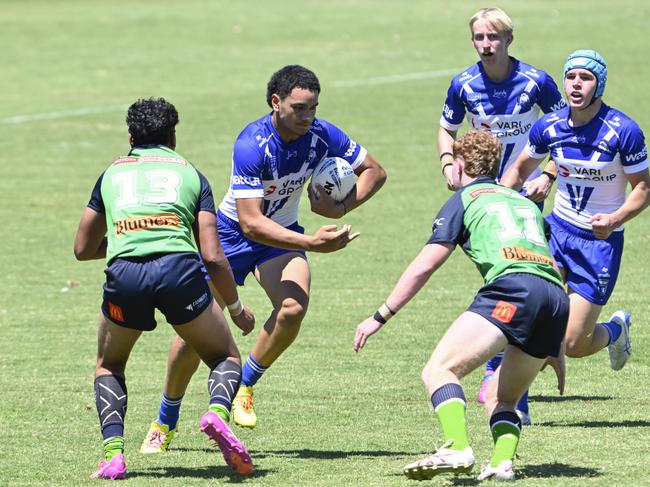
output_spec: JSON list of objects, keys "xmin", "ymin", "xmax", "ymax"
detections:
[
  {"xmin": 185, "ymin": 292, "xmax": 209, "ymax": 312},
  {"xmin": 108, "ymin": 302, "xmax": 125, "ymax": 322},
  {"xmin": 114, "ymin": 213, "xmax": 180, "ymax": 236},
  {"xmin": 501, "ymin": 246, "xmax": 554, "ymax": 266},
  {"xmin": 491, "ymin": 300, "xmax": 517, "ymax": 324}
]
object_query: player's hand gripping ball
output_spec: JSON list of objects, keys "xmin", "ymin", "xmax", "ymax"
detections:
[{"xmin": 310, "ymin": 157, "xmax": 356, "ymax": 202}]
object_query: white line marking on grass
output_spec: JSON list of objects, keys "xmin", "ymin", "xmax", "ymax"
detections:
[
  {"xmin": 331, "ymin": 68, "xmax": 461, "ymax": 87},
  {"xmin": 2, "ymin": 104, "xmax": 128, "ymax": 125},
  {"xmin": 3, "ymin": 68, "xmax": 461, "ymax": 124}
]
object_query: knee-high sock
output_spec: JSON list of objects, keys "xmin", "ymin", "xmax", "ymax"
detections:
[
  {"xmin": 94, "ymin": 375, "xmax": 127, "ymax": 459},
  {"xmin": 207, "ymin": 359, "xmax": 242, "ymax": 421},
  {"xmin": 431, "ymin": 383, "xmax": 469, "ymax": 450}
]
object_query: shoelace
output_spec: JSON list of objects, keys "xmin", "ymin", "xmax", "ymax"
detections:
[
  {"xmin": 147, "ymin": 429, "xmax": 164, "ymax": 447},
  {"xmin": 239, "ymin": 395, "xmax": 253, "ymax": 412},
  {"xmin": 433, "ymin": 439, "xmax": 454, "ymax": 453}
]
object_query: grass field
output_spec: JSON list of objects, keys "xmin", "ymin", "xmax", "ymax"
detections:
[{"xmin": 2, "ymin": 1, "xmax": 650, "ymax": 485}]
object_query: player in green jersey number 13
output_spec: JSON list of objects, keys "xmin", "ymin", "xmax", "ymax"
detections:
[
  {"xmin": 354, "ymin": 130, "xmax": 568, "ymax": 482},
  {"xmin": 74, "ymin": 98, "xmax": 255, "ymax": 480}
]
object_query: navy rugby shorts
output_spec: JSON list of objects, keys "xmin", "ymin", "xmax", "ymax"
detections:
[
  {"xmin": 468, "ymin": 273, "xmax": 569, "ymax": 358},
  {"xmin": 102, "ymin": 252, "xmax": 211, "ymax": 331}
]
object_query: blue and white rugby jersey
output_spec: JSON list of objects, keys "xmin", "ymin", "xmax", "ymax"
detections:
[
  {"xmin": 525, "ymin": 104, "xmax": 648, "ymax": 231},
  {"xmin": 218, "ymin": 113, "xmax": 367, "ymax": 227},
  {"xmin": 440, "ymin": 57, "xmax": 566, "ymax": 181}
]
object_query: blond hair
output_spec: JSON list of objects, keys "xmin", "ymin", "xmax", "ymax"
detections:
[
  {"xmin": 469, "ymin": 8, "xmax": 513, "ymax": 36},
  {"xmin": 453, "ymin": 130, "xmax": 501, "ymax": 179}
]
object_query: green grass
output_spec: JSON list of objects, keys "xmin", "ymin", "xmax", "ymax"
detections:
[{"xmin": 2, "ymin": 1, "xmax": 650, "ymax": 485}]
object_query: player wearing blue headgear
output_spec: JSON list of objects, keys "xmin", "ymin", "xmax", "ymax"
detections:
[
  {"xmin": 439, "ymin": 7, "xmax": 567, "ymax": 423},
  {"xmin": 502, "ymin": 49, "xmax": 650, "ymax": 375}
]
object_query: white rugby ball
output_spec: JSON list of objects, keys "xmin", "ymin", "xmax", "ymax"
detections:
[{"xmin": 310, "ymin": 157, "xmax": 356, "ymax": 202}]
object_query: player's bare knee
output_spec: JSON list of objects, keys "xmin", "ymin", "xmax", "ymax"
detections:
[{"xmin": 277, "ymin": 298, "xmax": 308, "ymax": 326}]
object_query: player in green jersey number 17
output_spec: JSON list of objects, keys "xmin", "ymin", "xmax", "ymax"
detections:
[{"xmin": 353, "ymin": 130, "xmax": 568, "ymax": 482}]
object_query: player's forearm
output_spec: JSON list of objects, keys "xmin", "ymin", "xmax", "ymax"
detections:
[
  {"xmin": 239, "ymin": 216, "xmax": 314, "ymax": 251},
  {"xmin": 74, "ymin": 237, "xmax": 107, "ymax": 261},
  {"xmin": 342, "ymin": 165, "xmax": 386, "ymax": 213},
  {"xmin": 203, "ymin": 256, "xmax": 239, "ymax": 305},
  {"xmin": 385, "ymin": 244, "xmax": 451, "ymax": 313},
  {"xmin": 437, "ymin": 127, "xmax": 456, "ymax": 169},
  {"xmin": 612, "ymin": 180, "xmax": 650, "ymax": 225}
]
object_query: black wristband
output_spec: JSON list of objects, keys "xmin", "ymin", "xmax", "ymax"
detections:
[
  {"xmin": 373, "ymin": 311, "xmax": 387, "ymax": 325},
  {"xmin": 384, "ymin": 302, "xmax": 396, "ymax": 316},
  {"xmin": 441, "ymin": 162, "xmax": 453, "ymax": 175},
  {"xmin": 542, "ymin": 171, "xmax": 557, "ymax": 182},
  {"xmin": 439, "ymin": 151, "xmax": 453, "ymax": 161}
]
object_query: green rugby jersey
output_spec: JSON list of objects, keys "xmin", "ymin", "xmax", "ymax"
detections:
[
  {"xmin": 87, "ymin": 145, "xmax": 215, "ymax": 264},
  {"xmin": 427, "ymin": 177, "xmax": 562, "ymax": 286}
]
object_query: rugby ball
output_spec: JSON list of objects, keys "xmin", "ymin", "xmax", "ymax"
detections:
[{"xmin": 310, "ymin": 157, "xmax": 356, "ymax": 202}]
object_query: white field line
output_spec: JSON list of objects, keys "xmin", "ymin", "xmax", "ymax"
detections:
[
  {"xmin": 3, "ymin": 68, "xmax": 461, "ymax": 124},
  {"xmin": 331, "ymin": 68, "xmax": 461, "ymax": 87},
  {"xmin": 2, "ymin": 104, "xmax": 129, "ymax": 125}
]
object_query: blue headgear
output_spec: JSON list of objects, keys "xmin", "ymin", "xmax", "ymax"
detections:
[{"xmin": 563, "ymin": 49, "xmax": 607, "ymax": 99}]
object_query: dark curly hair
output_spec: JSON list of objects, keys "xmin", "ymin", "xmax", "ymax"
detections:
[
  {"xmin": 266, "ymin": 65, "xmax": 320, "ymax": 107},
  {"xmin": 126, "ymin": 97, "xmax": 179, "ymax": 146}
]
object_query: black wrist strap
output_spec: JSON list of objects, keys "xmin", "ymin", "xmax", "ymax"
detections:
[{"xmin": 542, "ymin": 171, "xmax": 557, "ymax": 182}]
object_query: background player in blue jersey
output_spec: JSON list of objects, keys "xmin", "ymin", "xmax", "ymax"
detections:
[
  {"xmin": 502, "ymin": 50, "xmax": 650, "ymax": 376},
  {"xmin": 141, "ymin": 66, "xmax": 387, "ymax": 447},
  {"xmin": 74, "ymin": 98, "xmax": 256, "ymax": 479},
  {"xmin": 437, "ymin": 7, "xmax": 566, "ymax": 422}
]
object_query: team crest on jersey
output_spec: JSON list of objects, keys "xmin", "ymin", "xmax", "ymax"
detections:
[
  {"xmin": 307, "ymin": 149, "xmax": 317, "ymax": 164},
  {"xmin": 571, "ymin": 135, "xmax": 587, "ymax": 144},
  {"xmin": 518, "ymin": 92, "xmax": 530, "ymax": 105},
  {"xmin": 467, "ymin": 92, "xmax": 482, "ymax": 107},
  {"xmin": 597, "ymin": 140, "xmax": 612, "ymax": 153}
]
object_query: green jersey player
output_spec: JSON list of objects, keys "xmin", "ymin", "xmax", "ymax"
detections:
[
  {"xmin": 74, "ymin": 98, "xmax": 255, "ymax": 479},
  {"xmin": 354, "ymin": 130, "xmax": 568, "ymax": 482}
]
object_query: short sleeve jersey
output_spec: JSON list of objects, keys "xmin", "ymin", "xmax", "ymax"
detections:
[
  {"xmin": 218, "ymin": 113, "xmax": 366, "ymax": 227},
  {"xmin": 88, "ymin": 145, "xmax": 216, "ymax": 264},
  {"xmin": 440, "ymin": 58, "xmax": 566, "ymax": 181},
  {"xmin": 525, "ymin": 104, "xmax": 648, "ymax": 231},
  {"xmin": 427, "ymin": 177, "xmax": 562, "ymax": 286}
]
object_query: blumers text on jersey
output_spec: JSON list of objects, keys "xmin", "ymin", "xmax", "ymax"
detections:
[
  {"xmin": 428, "ymin": 177, "xmax": 562, "ymax": 287},
  {"xmin": 525, "ymin": 104, "xmax": 648, "ymax": 230},
  {"xmin": 218, "ymin": 113, "xmax": 366, "ymax": 227},
  {"xmin": 440, "ymin": 57, "xmax": 565, "ymax": 180},
  {"xmin": 87, "ymin": 145, "xmax": 216, "ymax": 264}
]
